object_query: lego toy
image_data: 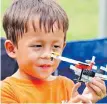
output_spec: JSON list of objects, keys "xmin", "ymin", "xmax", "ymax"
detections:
[{"xmin": 51, "ymin": 52, "xmax": 107, "ymax": 82}]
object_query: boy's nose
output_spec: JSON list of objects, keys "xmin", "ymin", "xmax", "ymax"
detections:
[{"xmin": 40, "ymin": 49, "xmax": 51, "ymax": 59}]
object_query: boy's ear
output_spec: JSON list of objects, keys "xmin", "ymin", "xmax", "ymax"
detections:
[{"xmin": 4, "ymin": 40, "xmax": 17, "ymax": 58}]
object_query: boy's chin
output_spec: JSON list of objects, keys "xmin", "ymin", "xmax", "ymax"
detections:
[
  {"xmin": 38, "ymin": 75, "xmax": 53, "ymax": 81},
  {"xmin": 29, "ymin": 74, "xmax": 53, "ymax": 81},
  {"xmin": 36, "ymin": 74, "xmax": 56, "ymax": 81}
]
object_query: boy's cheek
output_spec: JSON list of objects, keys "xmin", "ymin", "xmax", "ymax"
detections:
[{"xmin": 54, "ymin": 60, "xmax": 61, "ymax": 68}]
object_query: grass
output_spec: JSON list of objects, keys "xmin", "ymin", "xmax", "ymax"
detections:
[{"xmin": 1, "ymin": 0, "xmax": 98, "ymax": 41}]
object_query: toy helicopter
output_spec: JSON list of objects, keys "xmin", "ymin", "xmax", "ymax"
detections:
[{"xmin": 51, "ymin": 52, "xmax": 107, "ymax": 82}]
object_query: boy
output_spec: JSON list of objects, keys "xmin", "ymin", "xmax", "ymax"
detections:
[{"xmin": 1, "ymin": 0, "xmax": 106, "ymax": 103}]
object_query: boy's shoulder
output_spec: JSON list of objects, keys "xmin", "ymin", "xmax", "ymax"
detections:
[
  {"xmin": 1, "ymin": 77, "xmax": 14, "ymax": 89},
  {"xmin": 57, "ymin": 75, "xmax": 74, "ymax": 86},
  {"xmin": 1, "ymin": 77, "xmax": 15, "ymax": 98}
]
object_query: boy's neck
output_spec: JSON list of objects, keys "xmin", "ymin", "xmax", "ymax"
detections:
[{"xmin": 12, "ymin": 69, "xmax": 57, "ymax": 82}]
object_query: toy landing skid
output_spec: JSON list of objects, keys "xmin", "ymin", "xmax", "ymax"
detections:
[{"xmin": 51, "ymin": 52, "xmax": 107, "ymax": 83}]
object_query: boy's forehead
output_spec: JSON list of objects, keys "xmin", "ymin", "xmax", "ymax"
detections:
[
  {"xmin": 24, "ymin": 28, "xmax": 64, "ymax": 38},
  {"xmin": 21, "ymin": 29, "xmax": 65, "ymax": 45},
  {"xmin": 26, "ymin": 16, "xmax": 64, "ymax": 33},
  {"xmin": 22, "ymin": 20, "xmax": 64, "ymax": 42}
]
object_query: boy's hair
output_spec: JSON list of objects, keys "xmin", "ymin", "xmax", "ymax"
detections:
[{"xmin": 3, "ymin": 0, "xmax": 69, "ymax": 45}]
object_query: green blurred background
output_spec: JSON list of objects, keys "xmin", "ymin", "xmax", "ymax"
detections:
[{"xmin": 1, "ymin": 0, "xmax": 99, "ymax": 41}]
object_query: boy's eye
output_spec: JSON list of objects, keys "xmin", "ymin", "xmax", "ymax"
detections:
[
  {"xmin": 30, "ymin": 45, "xmax": 42, "ymax": 47},
  {"xmin": 54, "ymin": 45, "xmax": 60, "ymax": 48}
]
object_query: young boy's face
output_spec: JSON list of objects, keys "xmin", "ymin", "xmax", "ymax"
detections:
[{"xmin": 8, "ymin": 22, "xmax": 65, "ymax": 80}]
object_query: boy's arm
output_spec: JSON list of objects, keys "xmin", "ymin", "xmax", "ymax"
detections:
[{"xmin": 1, "ymin": 82, "xmax": 18, "ymax": 103}]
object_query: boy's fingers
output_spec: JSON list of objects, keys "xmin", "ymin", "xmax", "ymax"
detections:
[
  {"xmin": 69, "ymin": 95, "xmax": 92, "ymax": 103},
  {"xmin": 71, "ymin": 82, "xmax": 81, "ymax": 97},
  {"xmin": 86, "ymin": 81, "xmax": 106, "ymax": 99},
  {"xmin": 94, "ymin": 77, "xmax": 105, "ymax": 84},
  {"xmin": 88, "ymin": 83, "xmax": 106, "ymax": 98},
  {"xmin": 91, "ymin": 78, "xmax": 106, "ymax": 94},
  {"xmin": 88, "ymin": 83, "xmax": 102, "ymax": 96}
]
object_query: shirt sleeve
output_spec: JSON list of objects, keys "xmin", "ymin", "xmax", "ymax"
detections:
[{"xmin": 1, "ymin": 81, "xmax": 18, "ymax": 103}]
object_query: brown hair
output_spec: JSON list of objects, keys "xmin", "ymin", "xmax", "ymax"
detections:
[{"xmin": 3, "ymin": 0, "xmax": 69, "ymax": 45}]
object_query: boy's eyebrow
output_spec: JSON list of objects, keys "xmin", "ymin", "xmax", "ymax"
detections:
[
  {"xmin": 29, "ymin": 39, "xmax": 63, "ymax": 44},
  {"xmin": 29, "ymin": 39, "xmax": 44, "ymax": 43},
  {"xmin": 52, "ymin": 40, "xmax": 63, "ymax": 43}
]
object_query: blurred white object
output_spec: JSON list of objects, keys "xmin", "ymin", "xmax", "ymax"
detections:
[{"xmin": 99, "ymin": 0, "xmax": 107, "ymax": 38}]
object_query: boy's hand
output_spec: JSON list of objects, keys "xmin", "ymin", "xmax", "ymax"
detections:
[
  {"xmin": 68, "ymin": 82, "xmax": 92, "ymax": 103},
  {"xmin": 82, "ymin": 77, "xmax": 107, "ymax": 103}
]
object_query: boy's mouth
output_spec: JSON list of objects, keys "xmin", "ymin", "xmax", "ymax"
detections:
[{"xmin": 39, "ymin": 64, "xmax": 51, "ymax": 70}]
